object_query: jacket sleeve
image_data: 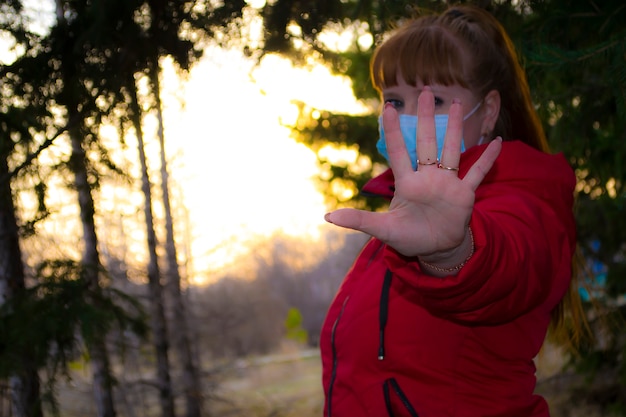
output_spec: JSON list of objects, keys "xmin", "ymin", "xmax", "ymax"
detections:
[{"xmin": 382, "ymin": 180, "xmax": 575, "ymax": 325}]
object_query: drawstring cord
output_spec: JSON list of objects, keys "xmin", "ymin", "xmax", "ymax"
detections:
[{"xmin": 378, "ymin": 269, "xmax": 393, "ymax": 360}]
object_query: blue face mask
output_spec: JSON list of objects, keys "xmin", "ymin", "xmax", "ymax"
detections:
[{"xmin": 376, "ymin": 101, "xmax": 481, "ymax": 170}]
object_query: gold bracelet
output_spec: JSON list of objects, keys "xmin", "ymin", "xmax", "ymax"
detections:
[{"xmin": 419, "ymin": 227, "xmax": 475, "ymax": 273}]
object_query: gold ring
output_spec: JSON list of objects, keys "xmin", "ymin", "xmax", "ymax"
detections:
[
  {"xmin": 438, "ymin": 163, "xmax": 459, "ymax": 171},
  {"xmin": 417, "ymin": 159, "xmax": 439, "ymax": 166}
]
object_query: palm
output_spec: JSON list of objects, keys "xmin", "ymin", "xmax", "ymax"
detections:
[
  {"xmin": 325, "ymin": 87, "xmax": 501, "ymax": 257},
  {"xmin": 382, "ymin": 168, "xmax": 476, "ymax": 255}
]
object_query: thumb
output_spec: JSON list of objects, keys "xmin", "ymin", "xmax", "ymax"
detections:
[{"xmin": 324, "ymin": 208, "xmax": 381, "ymax": 236}]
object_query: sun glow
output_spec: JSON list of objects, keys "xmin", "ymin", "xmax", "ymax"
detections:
[{"xmin": 159, "ymin": 48, "xmax": 367, "ymax": 279}]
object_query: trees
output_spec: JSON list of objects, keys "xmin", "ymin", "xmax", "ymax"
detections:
[
  {"xmin": 123, "ymin": 1, "xmax": 249, "ymax": 414},
  {"xmin": 1, "ymin": 0, "xmax": 249, "ymax": 414},
  {"xmin": 0, "ymin": 6, "xmax": 47, "ymax": 415},
  {"xmin": 127, "ymin": 75, "xmax": 178, "ymax": 416},
  {"xmin": 1, "ymin": 0, "xmax": 151, "ymax": 412},
  {"xmin": 0, "ymin": 123, "xmax": 43, "ymax": 417},
  {"xmin": 0, "ymin": 2, "xmax": 74, "ymax": 415}
]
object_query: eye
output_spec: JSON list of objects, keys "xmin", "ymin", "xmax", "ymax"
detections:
[
  {"xmin": 384, "ymin": 98, "xmax": 404, "ymax": 110},
  {"xmin": 434, "ymin": 96, "xmax": 444, "ymax": 107}
]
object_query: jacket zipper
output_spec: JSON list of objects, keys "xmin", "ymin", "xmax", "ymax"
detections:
[
  {"xmin": 383, "ymin": 377, "xmax": 420, "ymax": 417},
  {"xmin": 327, "ymin": 244, "xmax": 388, "ymax": 415},
  {"xmin": 326, "ymin": 296, "xmax": 349, "ymax": 417}
]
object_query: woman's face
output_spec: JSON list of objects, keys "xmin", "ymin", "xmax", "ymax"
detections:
[{"xmin": 381, "ymin": 74, "xmax": 487, "ymax": 148}]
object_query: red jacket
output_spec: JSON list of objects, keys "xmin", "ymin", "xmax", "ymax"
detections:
[{"xmin": 320, "ymin": 141, "xmax": 576, "ymax": 417}]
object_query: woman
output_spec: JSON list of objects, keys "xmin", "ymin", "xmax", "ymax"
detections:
[{"xmin": 321, "ymin": 5, "xmax": 578, "ymax": 417}]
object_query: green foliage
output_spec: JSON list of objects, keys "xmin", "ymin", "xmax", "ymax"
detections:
[
  {"xmin": 284, "ymin": 307, "xmax": 307, "ymax": 344},
  {"xmin": 295, "ymin": 108, "xmax": 389, "ymax": 209},
  {"xmin": 0, "ymin": 259, "xmax": 147, "ymax": 409},
  {"xmin": 521, "ymin": 2, "xmax": 626, "ymax": 408}
]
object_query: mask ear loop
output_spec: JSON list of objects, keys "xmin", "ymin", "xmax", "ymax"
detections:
[
  {"xmin": 462, "ymin": 100, "xmax": 482, "ymax": 121},
  {"xmin": 478, "ymin": 127, "xmax": 495, "ymax": 145},
  {"xmin": 465, "ymin": 99, "xmax": 488, "ymax": 146}
]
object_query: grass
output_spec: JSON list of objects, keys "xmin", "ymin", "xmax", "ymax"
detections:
[{"xmin": 212, "ymin": 349, "xmax": 324, "ymax": 417}]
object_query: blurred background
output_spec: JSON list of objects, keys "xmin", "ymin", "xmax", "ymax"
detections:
[{"xmin": 0, "ymin": 0, "xmax": 624, "ymax": 416}]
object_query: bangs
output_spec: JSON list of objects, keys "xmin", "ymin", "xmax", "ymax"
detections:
[{"xmin": 371, "ymin": 24, "xmax": 469, "ymax": 92}]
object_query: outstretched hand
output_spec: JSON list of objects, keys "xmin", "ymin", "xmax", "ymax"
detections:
[{"xmin": 324, "ymin": 87, "xmax": 502, "ymax": 259}]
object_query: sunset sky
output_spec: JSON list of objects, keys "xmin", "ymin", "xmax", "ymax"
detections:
[{"xmin": 159, "ymin": 48, "xmax": 368, "ymax": 277}]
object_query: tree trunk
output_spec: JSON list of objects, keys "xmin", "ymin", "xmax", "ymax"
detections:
[
  {"xmin": 0, "ymin": 153, "xmax": 43, "ymax": 417},
  {"xmin": 128, "ymin": 77, "xmax": 176, "ymax": 417},
  {"xmin": 69, "ymin": 129, "xmax": 118, "ymax": 417},
  {"xmin": 54, "ymin": 1, "xmax": 118, "ymax": 414},
  {"xmin": 151, "ymin": 65, "xmax": 204, "ymax": 417}
]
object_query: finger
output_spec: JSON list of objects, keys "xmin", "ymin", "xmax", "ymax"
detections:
[
  {"xmin": 416, "ymin": 86, "xmax": 438, "ymax": 166},
  {"xmin": 325, "ymin": 208, "xmax": 386, "ymax": 238},
  {"xmin": 382, "ymin": 104, "xmax": 413, "ymax": 179},
  {"xmin": 439, "ymin": 99, "xmax": 463, "ymax": 172},
  {"xmin": 463, "ymin": 137, "xmax": 503, "ymax": 190}
]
